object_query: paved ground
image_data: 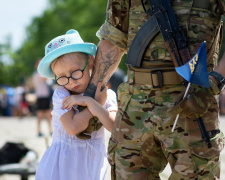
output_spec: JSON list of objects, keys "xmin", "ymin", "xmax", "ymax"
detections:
[{"xmin": 0, "ymin": 116, "xmax": 225, "ymax": 180}]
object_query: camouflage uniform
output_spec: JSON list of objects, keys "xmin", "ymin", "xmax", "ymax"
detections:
[{"xmin": 97, "ymin": 0, "xmax": 225, "ymax": 179}]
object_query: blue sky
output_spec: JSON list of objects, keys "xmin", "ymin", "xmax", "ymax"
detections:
[{"xmin": 0, "ymin": 0, "xmax": 48, "ymax": 50}]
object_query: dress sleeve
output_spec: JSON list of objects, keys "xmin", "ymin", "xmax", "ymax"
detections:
[
  {"xmin": 96, "ymin": 0, "xmax": 130, "ymax": 51},
  {"xmin": 51, "ymin": 87, "xmax": 79, "ymax": 119},
  {"xmin": 103, "ymin": 89, "xmax": 118, "ymax": 112}
]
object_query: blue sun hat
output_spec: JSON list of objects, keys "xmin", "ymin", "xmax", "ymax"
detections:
[{"xmin": 38, "ymin": 29, "xmax": 97, "ymax": 79}]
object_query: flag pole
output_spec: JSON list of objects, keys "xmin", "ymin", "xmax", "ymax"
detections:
[{"xmin": 171, "ymin": 82, "xmax": 191, "ymax": 132}]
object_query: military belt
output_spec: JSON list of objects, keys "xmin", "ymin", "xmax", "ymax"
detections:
[{"xmin": 128, "ymin": 69, "xmax": 182, "ymax": 88}]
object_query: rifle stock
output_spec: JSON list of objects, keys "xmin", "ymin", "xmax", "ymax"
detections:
[
  {"xmin": 164, "ymin": 41, "xmax": 182, "ymax": 68},
  {"xmin": 179, "ymin": 48, "xmax": 192, "ymax": 65}
]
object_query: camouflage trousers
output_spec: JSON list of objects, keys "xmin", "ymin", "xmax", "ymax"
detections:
[{"xmin": 108, "ymin": 70, "xmax": 224, "ymax": 180}]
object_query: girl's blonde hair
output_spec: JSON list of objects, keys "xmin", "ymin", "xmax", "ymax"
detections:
[{"xmin": 50, "ymin": 52, "xmax": 90, "ymax": 74}]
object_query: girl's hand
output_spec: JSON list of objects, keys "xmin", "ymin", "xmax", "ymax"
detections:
[
  {"xmin": 95, "ymin": 82, "xmax": 108, "ymax": 106},
  {"xmin": 62, "ymin": 95, "xmax": 90, "ymax": 109}
]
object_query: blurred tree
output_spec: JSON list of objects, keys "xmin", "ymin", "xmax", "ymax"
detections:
[{"xmin": 0, "ymin": 36, "xmax": 16, "ymax": 86}]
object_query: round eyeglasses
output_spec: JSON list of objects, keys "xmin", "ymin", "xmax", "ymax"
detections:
[{"xmin": 55, "ymin": 59, "xmax": 89, "ymax": 86}]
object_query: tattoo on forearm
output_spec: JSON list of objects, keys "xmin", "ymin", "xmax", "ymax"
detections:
[
  {"xmin": 88, "ymin": 43, "xmax": 123, "ymax": 97},
  {"xmin": 98, "ymin": 51, "xmax": 117, "ymax": 82}
]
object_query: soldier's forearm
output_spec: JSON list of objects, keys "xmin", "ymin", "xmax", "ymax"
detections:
[{"xmin": 84, "ymin": 39, "xmax": 124, "ymax": 98}]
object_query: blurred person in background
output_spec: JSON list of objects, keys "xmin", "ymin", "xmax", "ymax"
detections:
[
  {"xmin": 20, "ymin": 91, "xmax": 30, "ymax": 117},
  {"xmin": 0, "ymin": 86, "xmax": 14, "ymax": 116},
  {"xmin": 0, "ymin": 88, "xmax": 8, "ymax": 116},
  {"xmin": 32, "ymin": 59, "xmax": 53, "ymax": 137},
  {"xmin": 12, "ymin": 85, "xmax": 23, "ymax": 117},
  {"xmin": 12, "ymin": 85, "xmax": 30, "ymax": 117}
]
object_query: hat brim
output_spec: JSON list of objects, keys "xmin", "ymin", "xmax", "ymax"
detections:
[{"xmin": 38, "ymin": 43, "xmax": 97, "ymax": 79}]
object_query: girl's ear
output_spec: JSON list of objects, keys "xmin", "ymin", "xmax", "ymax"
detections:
[{"xmin": 88, "ymin": 56, "xmax": 95, "ymax": 69}]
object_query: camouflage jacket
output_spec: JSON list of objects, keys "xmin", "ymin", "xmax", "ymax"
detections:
[{"xmin": 97, "ymin": 0, "xmax": 225, "ymax": 70}]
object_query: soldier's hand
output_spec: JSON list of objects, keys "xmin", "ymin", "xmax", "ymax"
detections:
[
  {"xmin": 168, "ymin": 84, "xmax": 215, "ymax": 119},
  {"xmin": 94, "ymin": 82, "xmax": 108, "ymax": 106}
]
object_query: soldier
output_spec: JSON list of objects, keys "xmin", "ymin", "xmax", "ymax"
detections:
[{"xmin": 84, "ymin": 0, "xmax": 225, "ymax": 179}]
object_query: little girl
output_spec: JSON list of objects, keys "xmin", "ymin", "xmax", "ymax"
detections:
[{"xmin": 35, "ymin": 29, "xmax": 118, "ymax": 180}]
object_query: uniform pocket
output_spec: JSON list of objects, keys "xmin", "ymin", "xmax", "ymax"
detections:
[
  {"xmin": 108, "ymin": 137, "xmax": 118, "ymax": 180},
  {"xmin": 189, "ymin": 131, "xmax": 224, "ymax": 178},
  {"xmin": 140, "ymin": 136, "xmax": 167, "ymax": 173},
  {"xmin": 112, "ymin": 82, "xmax": 132, "ymax": 142}
]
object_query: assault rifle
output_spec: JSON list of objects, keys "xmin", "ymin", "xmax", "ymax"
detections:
[
  {"xmin": 126, "ymin": 0, "xmax": 191, "ymax": 67},
  {"xmin": 126, "ymin": 0, "xmax": 214, "ymax": 148}
]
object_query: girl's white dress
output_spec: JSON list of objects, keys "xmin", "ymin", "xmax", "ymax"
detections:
[{"xmin": 35, "ymin": 86, "xmax": 117, "ymax": 180}]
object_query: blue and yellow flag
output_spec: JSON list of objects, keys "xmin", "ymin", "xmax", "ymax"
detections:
[{"xmin": 175, "ymin": 41, "xmax": 210, "ymax": 88}]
